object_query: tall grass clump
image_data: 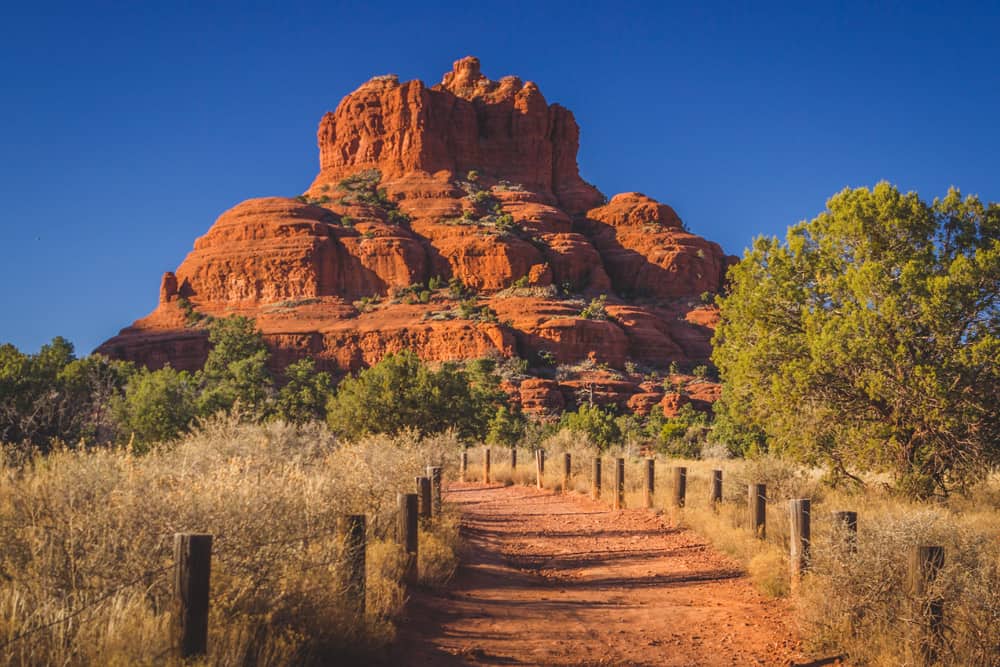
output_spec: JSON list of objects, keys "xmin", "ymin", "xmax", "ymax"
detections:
[{"xmin": 0, "ymin": 415, "xmax": 461, "ymax": 666}]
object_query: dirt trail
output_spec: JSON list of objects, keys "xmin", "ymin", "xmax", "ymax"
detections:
[{"xmin": 392, "ymin": 482, "xmax": 807, "ymax": 666}]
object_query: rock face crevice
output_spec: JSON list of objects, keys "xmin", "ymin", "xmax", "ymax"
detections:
[{"xmin": 99, "ymin": 56, "xmax": 735, "ymax": 414}]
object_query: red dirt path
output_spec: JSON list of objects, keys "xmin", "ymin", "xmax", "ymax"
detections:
[{"xmin": 391, "ymin": 482, "xmax": 807, "ymax": 666}]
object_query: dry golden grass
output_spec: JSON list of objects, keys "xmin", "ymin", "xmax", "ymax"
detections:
[
  {"xmin": 469, "ymin": 431, "xmax": 1000, "ymax": 666},
  {"xmin": 0, "ymin": 416, "xmax": 462, "ymax": 666}
]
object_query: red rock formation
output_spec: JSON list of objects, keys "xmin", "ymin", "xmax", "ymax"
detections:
[{"xmin": 98, "ymin": 56, "xmax": 733, "ymax": 414}]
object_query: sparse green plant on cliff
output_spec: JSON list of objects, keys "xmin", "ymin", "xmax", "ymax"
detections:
[
  {"xmin": 177, "ymin": 296, "xmax": 212, "ymax": 327},
  {"xmin": 448, "ymin": 277, "xmax": 473, "ymax": 299},
  {"xmin": 335, "ymin": 169, "xmax": 410, "ymax": 226},
  {"xmin": 579, "ymin": 294, "xmax": 608, "ymax": 320},
  {"xmin": 713, "ymin": 183, "xmax": 1000, "ymax": 497},
  {"xmin": 457, "ymin": 299, "xmax": 499, "ymax": 322}
]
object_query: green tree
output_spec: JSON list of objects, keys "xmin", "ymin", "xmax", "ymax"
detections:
[
  {"xmin": 560, "ymin": 403, "xmax": 621, "ymax": 448},
  {"xmin": 326, "ymin": 351, "xmax": 504, "ymax": 441},
  {"xmin": 713, "ymin": 183, "xmax": 999, "ymax": 496},
  {"xmin": 0, "ymin": 339, "xmax": 133, "ymax": 448},
  {"xmin": 486, "ymin": 405, "xmax": 526, "ymax": 446},
  {"xmin": 274, "ymin": 358, "xmax": 333, "ymax": 424},
  {"xmin": 197, "ymin": 316, "xmax": 273, "ymax": 417},
  {"xmin": 114, "ymin": 366, "xmax": 198, "ymax": 449}
]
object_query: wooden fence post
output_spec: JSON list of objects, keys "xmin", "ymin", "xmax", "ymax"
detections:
[
  {"xmin": 672, "ymin": 467, "xmax": 687, "ymax": 508},
  {"xmin": 397, "ymin": 493, "xmax": 418, "ymax": 585},
  {"xmin": 536, "ymin": 449, "xmax": 545, "ymax": 489},
  {"xmin": 909, "ymin": 546, "xmax": 944, "ymax": 667},
  {"xmin": 562, "ymin": 452, "xmax": 572, "ymax": 493},
  {"xmin": 592, "ymin": 457, "xmax": 602, "ymax": 500},
  {"xmin": 426, "ymin": 466, "xmax": 442, "ymax": 515},
  {"xmin": 749, "ymin": 483, "xmax": 766, "ymax": 539},
  {"xmin": 416, "ymin": 476, "xmax": 431, "ymax": 519},
  {"xmin": 643, "ymin": 459, "xmax": 655, "ymax": 508},
  {"xmin": 614, "ymin": 457, "xmax": 625, "ymax": 510},
  {"xmin": 483, "ymin": 447, "xmax": 491, "ymax": 485},
  {"xmin": 832, "ymin": 510, "xmax": 858, "ymax": 551},
  {"xmin": 460, "ymin": 450, "xmax": 468, "ymax": 482},
  {"xmin": 789, "ymin": 499, "xmax": 811, "ymax": 588},
  {"xmin": 174, "ymin": 533, "xmax": 212, "ymax": 659},
  {"xmin": 338, "ymin": 515, "xmax": 366, "ymax": 615},
  {"xmin": 510, "ymin": 446, "xmax": 517, "ymax": 471},
  {"xmin": 711, "ymin": 469, "xmax": 723, "ymax": 505}
]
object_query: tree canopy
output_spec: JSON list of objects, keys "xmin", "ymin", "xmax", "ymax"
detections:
[
  {"xmin": 326, "ymin": 351, "xmax": 511, "ymax": 441},
  {"xmin": 713, "ymin": 183, "xmax": 999, "ymax": 496}
]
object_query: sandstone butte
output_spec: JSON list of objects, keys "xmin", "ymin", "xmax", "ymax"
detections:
[{"xmin": 98, "ymin": 57, "xmax": 736, "ymax": 417}]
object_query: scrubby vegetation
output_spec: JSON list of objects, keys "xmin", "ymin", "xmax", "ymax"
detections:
[
  {"xmin": 334, "ymin": 169, "xmax": 411, "ymax": 226},
  {"xmin": 2, "ymin": 182, "xmax": 996, "ymax": 665},
  {"xmin": 0, "ymin": 418, "xmax": 461, "ymax": 665},
  {"xmin": 714, "ymin": 183, "xmax": 999, "ymax": 498}
]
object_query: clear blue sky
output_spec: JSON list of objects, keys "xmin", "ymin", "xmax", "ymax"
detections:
[{"xmin": 2, "ymin": 1, "xmax": 998, "ymax": 355}]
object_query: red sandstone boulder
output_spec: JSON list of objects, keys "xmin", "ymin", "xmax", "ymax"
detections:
[{"xmin": 518, "ymin": 378, "xmax": 565, "ymax": 414}]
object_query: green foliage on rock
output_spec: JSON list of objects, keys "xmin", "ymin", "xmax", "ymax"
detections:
[
  {"xmin": 579, "ymin": 294, "xmax": 608, "ymax": 320},
  {"xmin": 713, "ymin": 183, "xmax": 1000, "ymax": 496}
]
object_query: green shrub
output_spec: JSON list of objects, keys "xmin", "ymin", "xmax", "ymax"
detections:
[
  {"xmin": 559, "ymin": 403, "xmax": 621, "ymax": 448},
  {"xmin": 326, "ymin": 351, "xmax": 506, "ymax": 441},
  {"xmin": 113, "ymin": 365, "xmax": 198, "ymax": 449},
  {"xmin": 196, "ymin": 316, "xmax": 273, "ymax": 418},
  {"xmin": 0, "ymin": 338, "xmax": 135, "ymax": 450},
  {"xmin": 579, "ymin": 294, "xmax": 608, "ymax": 320},
  {"xmin": 486, "ymin": 405, "xmax": 526, "ymax": 446},
  {"xmin": 274, "ymin": 358, "xmax": 333, "ymax": 425}
]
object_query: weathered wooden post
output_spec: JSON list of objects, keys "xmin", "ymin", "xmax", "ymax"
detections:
[
  {"xmin": 338, "ymin": 515, "xmax": 366, "ymax": 615},
  {"xmin": 909, "ymin": 546, "xmax": 945, "ymax": 667},
  {"xmin": 711, "ymin": 469, "xmax": 723, "ymax": 505},
  {"xmin": 562, "ymin": 452, "xmax": 572, "ymax": 493},
  {"xmin": 614, "ymin": 457, "xmax": 625, "ymax": 510},
  {"xmin": 483, "ymin": 447, "xmax": 491, "ymax": 485},
  {"xmin": 427, "ymin": 466, "xmax": 442, "ymax": 515},
  {"xmin": 592, "ymin": 457, "xmax": 602, "ymax": 499},
  {"xmin": 832, "ymin": 510, "xmax": 858, "ymax": 551},
  {"xmin": 416, "ymin": 476, "xmax": 431, "ymax": 519},
  {"xmin": 749, "ymin": 483, "xmax": 766, "ymax": 539},
  {"xmin": 174, "ymin": 533, "xmax": 212, "ymax": 659},
  {"xmin": 535, "ymin": 449, "xmax": 545, "ymax": 489},
  {"xmin": 460, "ymin": 450, "xmax": 468, "ymax": 482},
  {"xmin": 510, "ymin": 446, "xmax": 517, "ymax": 472},
  {"xmin": 397, "ymin": 493, "xmax": 419, "ymax": 585},
  {"xmin": 789, "ymin": 499, "xmax": 811, "ymax": 589},
  {"xmin": 643, "ymin": 458, "xmax": 655, "ymax": 508},
  {"xmin": 671, "ymin": 466, "xmax": 687, "ymax": 508}
]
